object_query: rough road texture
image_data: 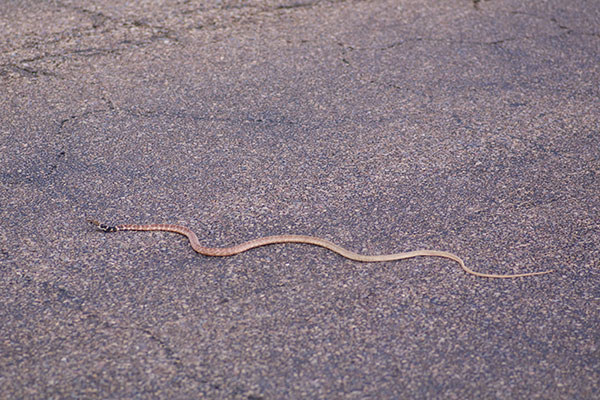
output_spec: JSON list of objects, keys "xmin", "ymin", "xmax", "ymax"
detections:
[{"xmin": 1, "ymin": 0, "xmax": 599, "ymax": 398}]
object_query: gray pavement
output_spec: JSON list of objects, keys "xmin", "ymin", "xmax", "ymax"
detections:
[{"xmin": 1, "ymin": 0, "xmax": 599, "ymax": 398}]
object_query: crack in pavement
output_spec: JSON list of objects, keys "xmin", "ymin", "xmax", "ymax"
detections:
[
  {"xmin": 1, "ymin": 0, "xmax": 353, "ymax": 76},
  {"xmin": 13, "ymin": 272, "xmax": 212, "ymax": 390}
]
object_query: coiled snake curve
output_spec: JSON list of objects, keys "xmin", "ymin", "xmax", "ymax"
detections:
[{"xmin": 87, "ymin": 219, "xmax": 553, "ymax": 279}]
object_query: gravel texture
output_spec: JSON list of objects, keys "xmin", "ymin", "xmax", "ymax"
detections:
[{"xmin": 1, "ymin": 0, "xmax": 599, "ymax": 398}]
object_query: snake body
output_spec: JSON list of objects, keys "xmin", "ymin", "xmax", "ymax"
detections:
[{"xmin": 87, "ymin": 219, "xmax": 553, "ymax": 279}]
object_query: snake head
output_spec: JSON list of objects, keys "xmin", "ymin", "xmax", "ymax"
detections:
[{"xmin": 87, "ymin": 218, "xmax": 117, "ymax": 232}]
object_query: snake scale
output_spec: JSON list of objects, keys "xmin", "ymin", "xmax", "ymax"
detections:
[{"xmin": 88, "ymin": 219, "xmax": 553, "ymax": 279}]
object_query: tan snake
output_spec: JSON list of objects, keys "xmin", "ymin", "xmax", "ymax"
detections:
[{"xmin": 87, "ymin": 219, "xmax": 553, "ymax": 279}]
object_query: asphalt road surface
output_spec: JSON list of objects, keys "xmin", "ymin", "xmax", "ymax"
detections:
[{"xmin": 1, "ymin": 0, "xmax": 599, "ymax": 398}]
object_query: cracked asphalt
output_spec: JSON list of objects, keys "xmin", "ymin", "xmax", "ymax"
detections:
[{"xmin": 1, "ymin": 0, "xmax": 599, "ymax": 398}]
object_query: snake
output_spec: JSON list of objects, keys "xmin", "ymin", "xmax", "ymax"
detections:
[{"xmin": 87, "ymin": 219, "xmax": 553, "ymax": 279}]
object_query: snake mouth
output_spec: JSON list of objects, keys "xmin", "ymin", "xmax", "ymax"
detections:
[{"xmin": 87, "ymin": 218, "xmax": 101, "ymax": 227}]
